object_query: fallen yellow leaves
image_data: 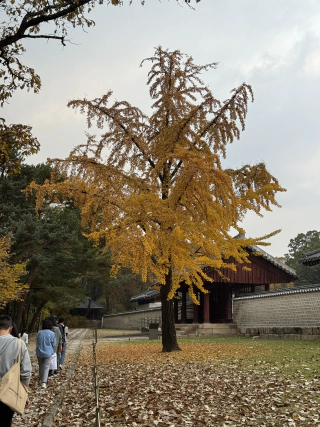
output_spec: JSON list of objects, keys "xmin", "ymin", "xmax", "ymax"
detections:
[
  {"xmin": 65, "ymin": 338, "xmax": 320, "ymax": 426},
  {"xmin": 14, "ymin": 336, "xmax": 320, "ymax": 426}
]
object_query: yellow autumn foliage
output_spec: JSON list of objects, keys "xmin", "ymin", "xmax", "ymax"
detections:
[
  {"xmin": 0, "ymin": 234, "xmax": 28, "ymax": 307},
  {"xmin": 28, "ymin": 48, "xmax": 285, "ymax": 306}
]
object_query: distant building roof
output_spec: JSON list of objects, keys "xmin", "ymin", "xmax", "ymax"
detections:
[
  {"xmin": 130, "ymin": 289, "xmax": 159, "ymax": 302},
  {"xmin": 299, "ymin": 248, "xmax": 320, "ymax": 266},
  {"xmin": 236, "ymin": 283, "xmax": 320, "ymax": 300},
  {"xmin": 77, "ymin": 299, "xmax": 104, "ymax": 309}
]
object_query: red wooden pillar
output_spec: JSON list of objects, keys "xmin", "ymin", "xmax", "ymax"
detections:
[
  {"xmin": 251, "ymin": 285, "xmax": 255, "ymax": 293},
  {"xmin": 265, "ymin": 284, "xmax": 270, "ymax": 291},
  {"xmin": 193, "ymin": 290, "xmax": 199, "ymax": 323},
  {"xmin": 174, "ymin": 298, "xmax": 179, "ymax": 324},
  {"xmin": 181, "ymin": 289, "xmax": 187, "ymax": 323},
  {"xmin": 203, "ymin": 292, "xmax": 210, "ymax": 323},
  {"xmin": 199, "ymin": 292, "xmax": 204, "ymax": 322}
]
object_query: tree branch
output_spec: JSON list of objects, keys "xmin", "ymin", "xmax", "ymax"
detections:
[
  {"xmin": 92, "ymin": 103, "xmax": 157, "ymax": 173},
  {"xmin": 22, "ymin": 34, "xmax": 67, "ymax": 46},
  {"xmin": 199, "ymin": 89, "xmax": 240, "ymax": 139},
  {"xmin": 0, "ymin": 0, "xmax": 94, "ymax": 50}
]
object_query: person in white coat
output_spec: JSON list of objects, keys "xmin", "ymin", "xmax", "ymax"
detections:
[{"xmin": 20, "ymin": 328, "xmax": 28, "ymax": 346}]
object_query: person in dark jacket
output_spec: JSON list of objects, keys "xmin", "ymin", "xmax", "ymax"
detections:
[
  {"xmin": 57, "ymin": 317, "xmax": 67, "ymax": 368},
  {"xmin": 0, "ymin": 315, "xmax": 32, "ymax": 427},
  {"xmin": 10, "ymin": 321, "xmax": 19, "ymax": 338}
]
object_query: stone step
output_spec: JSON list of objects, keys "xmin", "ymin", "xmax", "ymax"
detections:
[{"xmin": 176, "ymin": 323, "xmax": 239, "ymax": 337}]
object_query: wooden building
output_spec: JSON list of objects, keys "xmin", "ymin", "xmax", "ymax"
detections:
[
  {"xmin": 70, "ymin": 299, "xmax": 104, "ymax": 320},
  {"xmin": 130, "ymin": 289, "xmax": 161, "ymax": 310},
  {"xmin": 132, "ymin": 244, "xmax": 297, "ymax": 325},
  {"xmin": 176, "ymin": 244, "xmax": 297, "ymax": 324}
]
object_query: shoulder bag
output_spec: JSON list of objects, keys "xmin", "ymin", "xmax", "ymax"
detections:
[{"xmin": 0, "ymin": 338, "xmax": 28, "ymax": 415}]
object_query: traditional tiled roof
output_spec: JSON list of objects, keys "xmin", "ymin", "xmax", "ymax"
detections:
[
  {"xmin": 233, "ymin": 232, "xmax": 297, "ymax": 278},
  {"xmin": 299, "ymin": 248, "xmax": 320, "ymax": 266},
  {"xmin": 130, "ymin": 242, "xmax": 297, "ymax": 303},
  {"xmin": 247, "ymin": 244, "xmax": 298, "ymax": 278},
  {"xmin": 77, "ymin": 299, "xmax": 104, "ymax": 309},
  {"xmin": 130, "ymin": 289, "xmax": 160, "ymax": 302},
  {"xmin": 235, "ymin": 283, "xmax": 320, "ymax": 300}
]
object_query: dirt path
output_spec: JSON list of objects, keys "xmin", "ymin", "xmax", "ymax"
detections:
[{"xmin": 13, "ymin": 329, "xmax": 90, "ymax": 427}]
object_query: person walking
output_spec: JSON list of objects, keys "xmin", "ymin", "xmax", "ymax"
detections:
[
  {"xmin": 0, "ymin": 315, "xmax": 32, "ymax": 427},
  {"xmin": 20, "ymin": 328, "xmax": 28, "ymax": 346},
  {"xmin": 10, "ymin": 322, "xmax": 19, "ymax": 338},
  {"xmin": 64, "ymin": 324, "xmax": 69, "ymax": 339},
  {"xmin": 36, "ymin": 319, "xmax": 56, "ymax": 388},
  {"xmin": 47, "ymin": 316, "xmax": 62, "ymax": 376},
  {"xmin": 57, "ymin": 317, "xmax": 67, "ymax": 368}
]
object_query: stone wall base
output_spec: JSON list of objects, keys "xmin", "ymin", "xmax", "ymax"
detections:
[
  {"xmin": 242, "ymin": 326, "xmax": 320, "ymax": 340},
  {"xmin": 176, "ymin": 323, "xmax": 238, "ymax": 337},
  {"xmin": 233, "ymin": 292, "xmax": 320, "ymax": 340}
]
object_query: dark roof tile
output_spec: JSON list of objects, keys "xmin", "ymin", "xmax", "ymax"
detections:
[
  {"xmin": 77, "ymin": 299, "xmax": 104, "ymax": 309},
  {"xmin": 299, "ymin": 248, "xmax": 320, "ymax": 266},
  {"xmin": 130, "ymin": 289, "xmax": 159, "ymax": 302}
]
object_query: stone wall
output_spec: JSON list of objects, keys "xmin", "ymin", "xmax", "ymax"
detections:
[
  {"xmin": 176, "ymin": 323, "xmax": 238, "ymax": 337},
  {"xmin": 102, "ymin": 308, "xmax": 162, "ymax": 330},
  {"xmin": 233, "ymin": 287, "xmax": 320, "ymax": 340}
]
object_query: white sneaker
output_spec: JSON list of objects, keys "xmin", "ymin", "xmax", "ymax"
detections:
[
  {"xmin": 59, "ymin": 364, "xmax": 63, "ymax": 370},
  {"xmin": 41, "ymin": 382, "xmax": 47, "ymax": 388}
]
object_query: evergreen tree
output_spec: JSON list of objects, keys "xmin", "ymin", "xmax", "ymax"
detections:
[
  {"xmin": 0, "ymin": 158, "xmax": 111, "ymax": 329},
  {"xmin": 285, "ymin": 230, "xmax": 320, "ymax": 285}
]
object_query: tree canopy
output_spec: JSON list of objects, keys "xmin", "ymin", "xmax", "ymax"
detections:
[
  {"xmin": 0, "ymin": 148, "xmax": 150, "ymax": 329},
  {"xmin": 0, "ymin": 157, "xmax": 102, "ymax": 328},
  {"xmin": 0, "ymin": 0, "xmax": 200, "ymax": 106},
  {"xmin": 0, "ymin": 119, "xmax": 40, "ymax": 175},
  {"xmin": 29, "ymin": 47, "xmax": 285, "ymax": 351},
  {"xmin": 0, "ymin": 0, "xmax": 200, "ymax": 178}
]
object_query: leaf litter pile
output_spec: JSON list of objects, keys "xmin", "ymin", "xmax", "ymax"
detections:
[{"xmin": 14, "ymin": 337, "xmax": 320, "ymax": 426}]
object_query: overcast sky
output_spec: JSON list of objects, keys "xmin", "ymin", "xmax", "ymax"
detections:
[{"xmin": 2, "ymin": 0, "xmax": 320, "ymax": 258}]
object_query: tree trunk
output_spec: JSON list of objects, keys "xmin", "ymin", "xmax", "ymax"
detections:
[
  {"xmin": 15, "ymin": 291, "xmax": 28, "ymax": 330},
  {"xmin": 22, "ymin": 290, "xmax": 33, "ymax": 330},
  {"xmin": 105, "ymin": 293, "xmax": 111, "ymax": 313},
  {"xmin": 160, "ymin": 271, "xmax": 181, "ymax": 352},
  {"xmin": 85, "ymin": 298, "xmax": 92, "ymax": 319},
  {"xmin": 15, "ymin": 269, "xmax": 35, "ymax": 329},
  {"xmin": 28, "ymin": 299, "xmax": 47, "ymax": 333}
]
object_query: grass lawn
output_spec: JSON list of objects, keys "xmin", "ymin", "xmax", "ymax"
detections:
[{"xmin": 61, "ymin": 336, "xmax": 320, "ymax": 426}]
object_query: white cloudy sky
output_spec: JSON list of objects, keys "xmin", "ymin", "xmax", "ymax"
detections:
[{"xmin": 2, "ymin": 0, "xmax": 320, "ymax": 258}]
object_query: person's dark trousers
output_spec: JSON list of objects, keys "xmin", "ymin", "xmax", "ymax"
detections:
[{"xmin": 0, "ymin": 401, "xmax": 14, "ymax": 426}]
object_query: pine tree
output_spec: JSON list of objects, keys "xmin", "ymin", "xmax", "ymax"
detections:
[
  {"xmin": 285, "ymin": 230, "xmax": 320, "ymax": 285},
  {"xmin": 29, "ymin": 47, "xmax": 285, "ymax": 352},
  {"xmin": 0, "ymin": 158, "xmax": 111, "ymax": 329}
]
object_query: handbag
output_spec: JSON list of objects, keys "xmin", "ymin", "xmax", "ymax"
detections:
[
  {"xmin": 0, "ymin": 338, "xmax": 28, "ymax": 415},
  {"xmin": 49, "ymin": 352, "xmax": 57, "ymax": 370}
]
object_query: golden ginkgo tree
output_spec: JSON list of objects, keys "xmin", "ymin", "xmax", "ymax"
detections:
[
  {"xmin": 0, "ymin": 234, "xmax": 27, "ymax": 307},
  {"xmin": 29, "ymin": 47, "xmax": 285, "ymax": 352}
]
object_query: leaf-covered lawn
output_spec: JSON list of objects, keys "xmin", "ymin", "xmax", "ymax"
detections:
[
  {"xmin": 56, "ymin": 337, "xmax": 320, "ymax": 426},
  {"xmin": 96, "ymin": 329, "xmax": 142, "ymax": 338}
]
